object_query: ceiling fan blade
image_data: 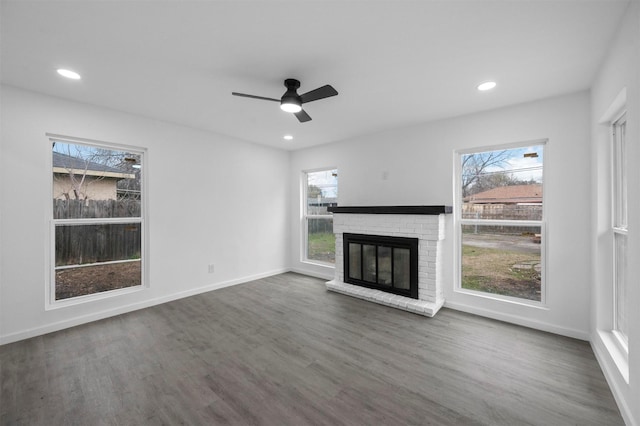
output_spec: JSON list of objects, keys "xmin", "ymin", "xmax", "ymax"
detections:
[
  {"xmin": 300, "ymin": 85, "xmax": 338, "ymax": 104},
  {"xmin": 232, "ymin": 92, "xmax": 280, "ymax": 102},
  {"xmin": 294, "ymin": 109, "xmax": 312, "ymax": 123}
]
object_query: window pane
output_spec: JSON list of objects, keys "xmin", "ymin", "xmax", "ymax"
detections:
[
  {"xmin": 56, "ymin": 262, "xmax": 141, "ymax": 300},
  {"xmin": 461, "ymin": 146, "xmax": 543, "ymax": 220},
  {"xmin": 54, "ymin": 223, "xmax": 142, "ymax": 300},
  {"xmin": 306, "ymin": 169, "xmax": 338, "ymax": 214},
  {"xmin": 305, "ymin": 168, "xmax": 337, "ymax": 264},
  {"xmin": 613, "ymin": 116, "xmax": 627, "ymax": 228},
  {"xmin": 614, "ymin": 232, "xmax": 628, "ymax": 342},
  {"xmin": 55, "ymin": 223, "xmax": 141, "ymax": 266},
  {"xmin": 461, "ymin": 225, "xmax": 542, "ymax": 301},
  {"xmin": 348, "ymin": 243, "xmax": 361, "ymax": 280},
  {"xmin": 52, "ymin": 141, "xmax": 141, "ymax": 218},
  {"xmin": 307, "ymin": 218, "xmax": 335, "ymax": 263}
]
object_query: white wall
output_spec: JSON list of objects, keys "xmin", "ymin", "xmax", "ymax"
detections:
[
  {"xmin": 590, "ymin": 2, "xmax": 640, "ymax": 425},
  {"xmin": 0, "ymin": 85, "xmax": 290, "ymax": 344},
  {"xmin": 291, "ymin": 91, "xmax": 592, "ymax": 339}
]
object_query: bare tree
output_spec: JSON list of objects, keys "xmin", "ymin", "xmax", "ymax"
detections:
[{"xmin": 461, "ymin": 150, "xmax": 512, "ymax": 198}]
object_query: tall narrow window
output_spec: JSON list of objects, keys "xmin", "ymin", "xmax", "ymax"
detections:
[
  {"xmin": 612, "ymin": 112, "xmax": 628, "ymax": 347},
  {"xmin": 457, "ymin": 142, "xmax": 545, "ymax": 302},
  {"xmin": 303, "ymin": 168, "xmax": 338, "ymax": 264},
  {"xmin": 51, "ymin": 138, "xmax": 144, "ymax": 302}
]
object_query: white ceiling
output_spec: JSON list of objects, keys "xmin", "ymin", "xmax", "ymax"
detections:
[{"xmin": 1, "ymin": 0, "xmax": 629, "ymax": 150}]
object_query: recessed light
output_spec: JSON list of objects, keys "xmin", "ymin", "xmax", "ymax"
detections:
[
  {"xmin": 283, "ymin": 135, "xmax": 294, "ymax": 141},
  {"xmin": 477, "ymin": 81, "xmax": 496, "ymax": 91},
  {"xmin": 57, "ymin": 69, "xmax": 81, "ymax": 80}
]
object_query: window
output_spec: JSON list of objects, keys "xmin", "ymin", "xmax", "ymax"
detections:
[
  {"xmin": 457, "ymin": 142, "xmax": 545, "ymax": 302},
  {"xmin": 50, "ymin": 138, "xmax": 144, "ymax": 303},
  {"xmin": 612, "ymin": 112, "xmax": 628, "ymax": 347},
  {"xmin": 303, "ymin": 168, "xmax": 338, "ymax": 264}
]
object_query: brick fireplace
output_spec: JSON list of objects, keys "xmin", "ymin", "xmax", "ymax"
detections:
[{"xmin": 326, "ymin": 206, "xmax": 451, "ymax": 317}]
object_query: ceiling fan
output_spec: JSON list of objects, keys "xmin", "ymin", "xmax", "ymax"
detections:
[{"xmin": 232, "ymin": 78, "xmax": 338, "ymax": 123}]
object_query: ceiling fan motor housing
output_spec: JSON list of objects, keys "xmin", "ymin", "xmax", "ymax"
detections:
[{"xmin": 281, "ymin": 79, "xmax": 302, "ymax": 109}]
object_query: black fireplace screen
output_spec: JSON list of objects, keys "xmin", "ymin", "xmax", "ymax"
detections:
[{"xmin": 343, "ymin": 233, "xmax": 418, "ymax": 299}]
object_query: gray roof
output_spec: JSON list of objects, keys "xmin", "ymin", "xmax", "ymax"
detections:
[{"xmin": 52, "ymin": 151, "xmax": 128, "ymax": 174}]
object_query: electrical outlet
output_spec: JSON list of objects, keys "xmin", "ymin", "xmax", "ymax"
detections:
[{"xmin": 208, "ymin": 264, "xmax": 215, "ymax": 273}]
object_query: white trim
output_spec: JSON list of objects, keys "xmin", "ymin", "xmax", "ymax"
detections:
[
  {"xmin": 54, "ymin": 217, "xmax": 142, "ymax": 226},
  {"xmin": 598, "ymin": 87, "xmax": 627, "ymax": 124},
  {"xmin": 595, "ymin": 330, "xmax": 630, "ymax": 385},
  {"xmin": 591, "ymin": 335, "xmax": 634, "ymax": 426},
  {"xmin": 289, "ymin": 266, "xmax": 334, "ymax": 280},
  {"xmin": 454, "ymin": 140, "xmax": 547, "ymax": 305},
  {"xmin": 301, "ymin": 259, "xmax": 336, "ymax": 268},
  {"xmin": 453, "ymin": 285, "xmax": 548, "ymax": 309},
  {"xmin": 46, "ymin": 283, "xmax": 145, "ymax": 310},
  {"xmin": 455, "ymin": 138, "xmax": 549, "ymax": 156},
  {"xmin": 459, "ymin": 219, "xmax": 542, "ymax": 227},
  {"xmin": 445, "ymin": 299, "xmax": 587, "ymax": 341},
  {"xmin": 609, "ymin": 109, "xmax": 629, "ymax": 347},
  {"xmin": 2, "ymin": 268, "xmax": 290, "ymax": 345},
  {"xmin": 301, "ymin": 167, "xmax": 338, "ymax": 264},
  {"xmin": 55, "ymin": 258, "xmax": 140, "ymax": 271},
  {"xmin": 46, "ymin": 134, "xmax": 148, "ymax": 307}
]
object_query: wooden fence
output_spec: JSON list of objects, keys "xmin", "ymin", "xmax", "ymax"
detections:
[
  {"xmin": 462, "ymin": 204, "xmax": 542, "ymax": 234},
  {"xmin": 54, "ymin": 200, "xmax": 141, "ymax": 266},
  {"xmin": 462, "ymin": 204, "xmax": 542, "ymax": 221}
]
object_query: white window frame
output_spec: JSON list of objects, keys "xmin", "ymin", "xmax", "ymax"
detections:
[
  {"xmin": 302, "ymin": 167, "xmax": 337, "ymax": 266},
  {"xmin": 611, "ymin": 111, "xmax": 628, "ymax": 351},
  {"xmin": 454, "ymin": 139, "xmax": 547, "ymax": 306},
  {"xmin": 46, "ymin": 134, "xmax": 147, "ymax": 308}
]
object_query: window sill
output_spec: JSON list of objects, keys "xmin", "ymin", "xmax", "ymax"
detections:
[
  {"xmin": 454, "ymin": 287, "xmax": 549, "ymax": 310},
  {"xmin": 301, "ymin": 259, "xmax": 336, "ymax": 269},
  {"xmin": 598, "ymin": 330, "xmax": 630, "ymax": 384},
  {"xmin": 46, "ymin": 284, "xmax": 145, "ymax": 310}
]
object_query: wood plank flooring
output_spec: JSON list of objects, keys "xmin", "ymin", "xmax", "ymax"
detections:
[{"xmin": 1, "ymin": 272, "xmax": 623, "ymax": 425}]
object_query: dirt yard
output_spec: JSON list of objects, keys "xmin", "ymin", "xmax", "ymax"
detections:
[
  {"xmin": 55, "ymin": 261, "xmax": 141, "ymax": 300},
  {"xmin": 462, "ymin": 234, "xmax": 541, "ymax": 301}
]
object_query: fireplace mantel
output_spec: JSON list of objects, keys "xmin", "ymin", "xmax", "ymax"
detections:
[{"xmin": 328, "ymin": 205, "xmax": 452, "ymax": 215}]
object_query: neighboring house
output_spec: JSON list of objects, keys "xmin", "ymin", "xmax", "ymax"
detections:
[
  {"xmin": 464, "ymin": 184, "xmax": 543, "ymax": 205},
  {"xmin": 463, "ymin": 184, "xmax": 543, "ymax": 221},
  {"xmin": 52, "ymin": 151, "xmax": 135, "ymax": 201}
]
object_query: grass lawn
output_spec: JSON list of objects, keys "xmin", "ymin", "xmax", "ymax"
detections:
[
  {"xmin": 308, "ymin": 232, "xmax": 336, "ymax": 263},
  {"xmin": 462, "ymin": 243, "xmax": 541, "ymax": 301}
]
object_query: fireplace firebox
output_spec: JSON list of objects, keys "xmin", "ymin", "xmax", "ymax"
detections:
[{"xmin": 343, "ymin": 233, "xmax": 418, "ymax": 299}]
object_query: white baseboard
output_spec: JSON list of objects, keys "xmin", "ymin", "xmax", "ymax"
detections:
[
  {"xmin": 0, "ymin": 267, "xmax": 290, "ymax": 345},
  {"xmin": 444, "ymin": 300, "xmax": 590, "ymax": 341}
]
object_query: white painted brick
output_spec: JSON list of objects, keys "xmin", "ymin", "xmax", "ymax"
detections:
[{"xmin": 330, "ymin": 210, "xmax": 446, "ymax": 316}]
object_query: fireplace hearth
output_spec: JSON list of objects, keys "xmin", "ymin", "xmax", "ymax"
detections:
[{"xmin": 326, "ymin": 205, "xmax": 451, "ymax": 317}]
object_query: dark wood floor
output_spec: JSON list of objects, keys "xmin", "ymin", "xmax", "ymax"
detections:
[{"xmin": 1, "ymin": 273, "xmax": 623, "ymax": 425}]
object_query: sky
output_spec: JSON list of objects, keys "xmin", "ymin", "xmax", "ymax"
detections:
[
  {"xmin": 307, "ymin": 169, "xmax": 338, "ymax": 198},
  {"xmin": 466, "ymin": 145, "xmax": 544, "ymax": 184}
]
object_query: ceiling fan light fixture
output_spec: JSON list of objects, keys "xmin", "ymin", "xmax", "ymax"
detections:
[{"xmin": 280, "ymin": 96, "xmax": 302, "ymax": 113}]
